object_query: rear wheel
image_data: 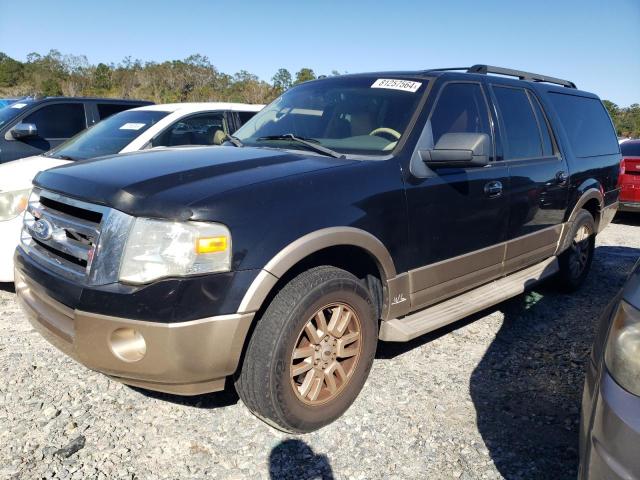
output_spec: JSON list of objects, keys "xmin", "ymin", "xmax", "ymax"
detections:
[
  {"xmin": 556, "ymin": 209, "xmax": 595, "ymax": 291},
  {"xmin": 235, "ymin": 266, "xmax": 378, "ymax": 433}
]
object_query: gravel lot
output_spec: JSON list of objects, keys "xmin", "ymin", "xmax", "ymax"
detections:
[{"xmin": 1, "ymin": 215, "xmax": 639, "ymax": 480}]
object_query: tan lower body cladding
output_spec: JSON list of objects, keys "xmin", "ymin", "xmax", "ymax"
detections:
[
  {"xmin": 386, "ymin": 224, "xmax": 564, "ymax": 319},
  {"xmin": 14, "ymin": 270, "xmax": 254, "ymax": 395}
]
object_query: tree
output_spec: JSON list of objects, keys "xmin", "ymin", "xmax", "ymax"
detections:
[
  {"xmin": 272, "ymin": 68, "xmax": 292, "ymax": 94},
  {"xmin": 93, "ymin": 63, "xmax": 112, "ymax": 91},
  {"xmin": 0, "ymin": 53, "xmax": 24, "ymax": 87},
  {"xmin": 294, "ymin": 68, "xmax": 316, "ymax": 85}
]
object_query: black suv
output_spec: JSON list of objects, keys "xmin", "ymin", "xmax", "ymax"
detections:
[
  {"xmin": 0, "ymin": 97, "xmax": 152, "ymax": 163},
  {"xmin": 15, "ymin": 66, "xmax": 620, "ymax": 433}
]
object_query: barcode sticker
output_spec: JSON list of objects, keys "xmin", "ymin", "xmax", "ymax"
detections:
[
  {"xmin": 371, "ymin": 79, "xmax": 422, "ymax": 93},
  {"xmin": 119, "ymin": 123, "xmax": 146, "ymax": 130}
]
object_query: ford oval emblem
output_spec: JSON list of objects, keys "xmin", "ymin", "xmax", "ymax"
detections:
[{"xmin": 32, "ymin": 218, "xmax": 53, "ymax": 241}]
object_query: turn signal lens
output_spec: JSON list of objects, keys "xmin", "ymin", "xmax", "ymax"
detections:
[{"xmin": 196, "ymin": 236, "xmax": 228, "ymax": 254}]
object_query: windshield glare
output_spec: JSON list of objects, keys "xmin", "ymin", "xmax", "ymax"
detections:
[
  {"xmin": 0, "ymin": 100, "xmax": 33, "ymax": 129},
  {"xmin": 47, "ymin": 109, "xmax": 170, "ymax": 160},
  {"xmin": 233, "ymin": 76, "xmax": 427, "ymax": 156}
]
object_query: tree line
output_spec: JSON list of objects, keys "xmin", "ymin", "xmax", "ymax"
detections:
[
  {"xmin": 0, "ymin": 50, "xmax": 638, "ymax": 138},
  {"xmin": 0, "ymin": 50, "xmax": 330, "ymax": 105}
]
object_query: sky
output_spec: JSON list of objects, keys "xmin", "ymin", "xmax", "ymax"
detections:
[{"xmin": 1, "ymin": 0, "xmax": 638, "ymax": 106}]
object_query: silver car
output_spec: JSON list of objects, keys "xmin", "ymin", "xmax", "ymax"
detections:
[{"xmin": 580, "ymin": 258, "xmax": 640, "ymax": 479}]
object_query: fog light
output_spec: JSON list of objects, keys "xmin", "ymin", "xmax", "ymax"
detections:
[{"xmin": 109, "ymin": 328, "xmax": 146, "ymax": 362}]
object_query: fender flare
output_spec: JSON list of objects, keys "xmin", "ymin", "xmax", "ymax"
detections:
[
  {"xmin": 237, "ymin": 227, "xmax": 397, "ymax": 313},
  {"xmin": 558, "ymin": 187, "xmax": 604, "ymax": 253}
]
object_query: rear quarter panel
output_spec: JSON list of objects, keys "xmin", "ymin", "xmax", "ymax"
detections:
[{"xmin": 535, "ymin": 86, "xmax": 621, "ymax": 215}]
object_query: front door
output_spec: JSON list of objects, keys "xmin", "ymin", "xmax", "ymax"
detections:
[
  {"xmin": 3, "ymin": 102, "xmax": 88, "ymax": 162},
  {"xmin": 404, "ymin": 81, "xmax": 510, "ymax": 309}
]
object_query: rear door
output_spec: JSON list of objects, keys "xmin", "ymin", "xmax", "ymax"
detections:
[{"xmin": 489, "ymin": 84, "xmax": 569, "ymax": 272}]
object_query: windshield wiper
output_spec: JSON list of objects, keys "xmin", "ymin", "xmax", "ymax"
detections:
[
  {"xmin": 53, "ymin": 154, "xmax": 77, "ymax": 161},
  {"xmin": 257, "ymin": 134, "xmax": 344, "ymax": 159},
  {"xmin": 224, "ymin": 134, "xmax": 244, "ymax": 147}
]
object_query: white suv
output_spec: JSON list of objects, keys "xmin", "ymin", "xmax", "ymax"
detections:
[{"xmin": 0, "ymin": 102, "xmax": 263, "ymax": 282}]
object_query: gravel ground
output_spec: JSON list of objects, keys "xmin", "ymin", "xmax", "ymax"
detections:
[{"xmin": 1, "ymin": 215, "xmax": 639, "ymax": 480}]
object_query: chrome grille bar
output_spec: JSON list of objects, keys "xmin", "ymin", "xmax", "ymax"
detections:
[{"xmin": 21, "ymin": 188, "xmax": 134, "ymax": 286}]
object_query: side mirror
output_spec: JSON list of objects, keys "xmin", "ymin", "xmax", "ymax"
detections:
[
  {"xmin": 420, "ymin": 132, "xmax": 490, "ymax": 168},
  {"xmin": 11, "ymin": 123, "xmax": 38, "ymax": 139}
]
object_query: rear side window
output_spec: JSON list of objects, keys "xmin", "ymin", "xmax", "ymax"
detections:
[
  {"xmin": 429, "ymin": 83, "xmax": 491, "ymax": 146},
  {"xmin": 621, "ymin": 141, "xmax": 640, "ymax": 157},
  {"xmin": 24, "ymin": 103, "xmax": 86, "ymax": 138},
  {"xmin": 530, "ymin": 94, "xmax": 555, "ymax": 156},
  {"xmin": 548, "ymin": 93, "xmax": 618, "ymax": 158},
  {"xmin": 237, "ymin": 111, "xmax": 257, "ymax": 127},
  {"xmin": 493, "ymin": 86, "xmax": 542, "ymax": 159},
  {"xmin": 97, "ymin": 103, "xmax": 136, "ymax": 120}
]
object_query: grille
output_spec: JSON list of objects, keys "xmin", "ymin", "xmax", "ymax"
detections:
[{"xmin": 21, "ymin": 189, "xmax": 134, "ymax": 285}]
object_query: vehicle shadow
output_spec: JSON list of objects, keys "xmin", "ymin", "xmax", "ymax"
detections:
[
  {"xmin": 377, "ymin": 245, "xmax": 639, "ymax": 479},
  {"xmin": 0, "ymin": 282, "xmax": 15, "ymax": 293},
  {"xmin": 269, "ymin": 439, "xmax": 334, "ymax": 480},
  {"xmin": 613, "ymin": 212, "xmax": 640, "ymax": 227},
  {"xmin": 128, "ymin": 381, "xmax": 240, "ymax": 409},
  {"xmin": 470, "ymin": 245, "xmax": 638, "ymax": 479}
]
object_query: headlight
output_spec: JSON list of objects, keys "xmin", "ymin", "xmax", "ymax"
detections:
[
  {"xmin": 0, "ymin": 188, "xmax": 31, "ymax": 221},
  {"xmin": 604, "ymin": 300, "xmax": 640, "ymax": 396},
  {"xmin": 119, "ymin": 218, "xmax": 232, "ymax": 284}
]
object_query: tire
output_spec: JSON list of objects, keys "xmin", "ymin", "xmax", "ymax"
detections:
[
  {"xmin": 556, "ymin": 209, "xmax": 596, "ymax": 292},
  {"xmin": 234, "ymin": 266, "xmax": 378, "ymax": 433}
]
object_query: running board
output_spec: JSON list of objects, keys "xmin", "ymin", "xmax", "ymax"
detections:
[{"xmin": 379, "ymin": 257, "xmax": 559, "ymax": 342}]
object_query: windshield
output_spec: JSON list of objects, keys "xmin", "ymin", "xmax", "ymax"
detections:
[
  {"xmin": 0, "ymin": 100, "xmax": 33, "ymax": 128},
  {"xmin": 46, "ymin": 109, "xmax": 170, "ymax": 160},
  {"xmin": 233, "ymin": 76, "xmax": 427, "ymax": 156}
]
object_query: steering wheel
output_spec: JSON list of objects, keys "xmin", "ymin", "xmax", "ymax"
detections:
[{"xmin": 369, "ymin": 127, "xmax": 401, "ymax": 141}]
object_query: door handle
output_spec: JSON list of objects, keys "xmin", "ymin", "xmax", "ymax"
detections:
[
  {"xmin": 555, "ymin": 171, "xmax": 568, "ymax": 185},
  {"xmin": 484, "ymin": 180, "xmax": 503, "ymax": 198}
]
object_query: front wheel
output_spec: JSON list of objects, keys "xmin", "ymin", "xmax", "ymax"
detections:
[
  {"xmin": 556, "ymin": 209, "xmax": 596, "ymax": 291},
  {"xmin": 235, "ymin": 266, "xmax": 378, "ymax": 433}
]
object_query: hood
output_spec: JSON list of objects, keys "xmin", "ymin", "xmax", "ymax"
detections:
[
  {"xmin": 0, "ymin": 155, "xmax": 69, "ymax": 192},
  {"xmin": 34, "ymin": 146, "xmax": 356, "ymax": 220}
]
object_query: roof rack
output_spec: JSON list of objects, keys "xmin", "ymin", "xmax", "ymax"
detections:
[{"xmin": 466, "ymin": 64, "xmax": 576, "ymax": 89}]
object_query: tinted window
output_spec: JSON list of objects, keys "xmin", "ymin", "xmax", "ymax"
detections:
[
  {"xmin": 24, "ymin": 103, "xmax": 86, "ymax": 138},
  {"xmin": 97, "ymin": 103, "xmax": 137, "ymax": 120},
  {"xmin": 493, "ymin": 86, "xmax": 542, "ymax": 159},
  {"xmin": 621, "ymin": 141, "xmax": 640, "ymax": 157},
  {"xmin": 46, "ymin": 110, "xmax": 169, "ymax": 161},
  {"xmin": 153, "ymin": 113, "xmax": 225, "ymax": 147},
  {"xmin": 237, "ymin": 111, "xmax": 257, "ymax": 127},
  {"xmin": 429, "ymin": 83, "xmax": 491, "ymax": 146},
  {"xmin": 549, "ymin": 93, "xmax": 618, "ymax": 157},
  {"xmin": 530, "ymin": 94, "xmax": 554, "ymax": 156},
  {"xmin": 234, "ymin": 76, "xmax": 427, "ymax": 155}
]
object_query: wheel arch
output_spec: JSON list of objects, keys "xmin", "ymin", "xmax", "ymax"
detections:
[
  {"xmin": 559, "ymin": 186, "xmax": 604, "ymax": 253},
  {"xmin": 237, "ymin": 227, "xmax": 397, "ymax": 317}
]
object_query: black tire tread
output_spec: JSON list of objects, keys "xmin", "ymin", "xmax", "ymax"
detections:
[{"xmin": 235, "ymin": 266, "xmax": 374, "ymax": 433}]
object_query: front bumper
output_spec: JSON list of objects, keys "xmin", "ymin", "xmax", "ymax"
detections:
[
  {"xmin": 580, "ymin": 364, "xmax": 640, "ymax": 479},
  {"xmin": 0, "ymin": 214, "xmax": 24, "ymax": 282},
  {"xmin": 15, "ymin": 269, "xmax": 254, "ymax": 395}
]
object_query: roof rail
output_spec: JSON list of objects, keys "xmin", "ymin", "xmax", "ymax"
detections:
[{"xmin": 466, "ymin": 64, "xmax": 577, "ymax": 89}]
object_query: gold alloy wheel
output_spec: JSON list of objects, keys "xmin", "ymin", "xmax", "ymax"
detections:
[{"xmin": 290, "ymin": 303, "xmax": 363, "ymax": 405}]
